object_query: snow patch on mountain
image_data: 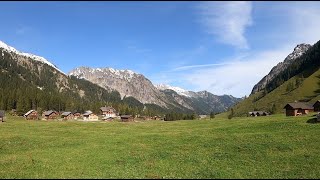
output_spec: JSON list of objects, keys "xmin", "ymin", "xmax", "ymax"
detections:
[
  {"xmin": 69, "ymin": 67, "xmax": 137, "ymax": 81},
  {"xmin": 155, "ymin": 84, "xmax": 192, "ymax": 97},
  {"xmin": 0, "ymin": 40, "xmax": 65, "ymax": 75},
  {"xmin": 251, "ymin": 43, "xmax": 311, "ymax": 94}
]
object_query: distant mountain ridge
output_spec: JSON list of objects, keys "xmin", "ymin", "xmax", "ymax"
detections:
[
  {"xmin": 69, "ymin": 67, "xmax": 242, "ymax": 114},
  {"xmin": 0, "ymin": 39, "xmax": 241, "ymax": 115}
]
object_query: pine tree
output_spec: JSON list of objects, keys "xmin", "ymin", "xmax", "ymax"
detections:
[
  {"xmin": 210, "ymin": 112, "xmax": 215, "ymax": 119},
  {"xmin": 228, "ymin": 108, "xmax": 234, "ymax": 119},
  {"xmin": 271, "ymin": 103, "xmax": 277, "ymax": 114}
]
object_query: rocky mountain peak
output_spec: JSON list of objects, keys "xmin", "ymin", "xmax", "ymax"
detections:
[
  {"xmin": 251, "ymin": 43, "xmax": 311, "ymax": 94},
  {"xmin": 284, "ymin": 43, "xmax": 312, "ymax": 62},
  {"xmin": 0, "ymin": 40, "xmax": 65, "ymax": 75},
  {"xmin": 69, "ymin": 66, "xmax": 139, "ymax": 82},
  {"xmin": 68, "ymin": 67, "xmax": 168, "ymax": 106}
]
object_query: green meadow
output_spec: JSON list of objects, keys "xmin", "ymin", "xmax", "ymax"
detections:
[{"xmin": 0, "ymin": 114, "xmax": 319, "ymax": 179}]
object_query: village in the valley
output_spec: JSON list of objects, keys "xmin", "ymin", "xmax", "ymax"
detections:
[
  {"xmin": 248, "ymin": 101, "xmax": 320, "ymax": 118},
  {"xmin": 1, "ymin": 100, "xmax": 320, "ymax": 123},
  {"xmin": 0, "ymin": 106, "xmax": 163, "ymax": 122}
]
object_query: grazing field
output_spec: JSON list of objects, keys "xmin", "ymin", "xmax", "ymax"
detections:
[{"xmin": 0, "ymin": 114, "xmax": 320, "ymax": 179}]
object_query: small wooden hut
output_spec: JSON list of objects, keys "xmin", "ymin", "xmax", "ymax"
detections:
[
  {"xmin": 121, "ymin": 115, "xmax": 134, "ymax": 122},
  {"xmin": 73, "ymin": 111, "xmax": 82, "ymax": 119},
  {"xmin": 283, "ymin": 102, "xmax": 314, "ymax": 116},
  {"xmin": 83, "ymin": 111, "xmax": 99, "ymax": 121},
  {"xmin": 61, "ymin": 112, "xmax": 74, "ymax": 120},
  {"xmin": 24, "ymin": 110, "xmax": 38, "ymax": 120},
  {"xmin": 42, "ymin": 110, "xmax": 59, "ymax": 120}
]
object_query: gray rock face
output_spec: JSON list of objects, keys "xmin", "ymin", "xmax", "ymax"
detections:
[
  {"xmin": 69, "ymin": 67, "xmax": 169, "ymax": 107},
  {"xmin": 69, "ymin": 67, "xmax": 242, "ymax": 114},
  {"xmin": 251, "ymin": 43, "xmax": 311, "ymax": 94}
]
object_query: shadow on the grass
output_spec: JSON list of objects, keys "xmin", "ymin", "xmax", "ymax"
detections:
[{"xmin": 306, "ymin": 117, "xmax": 320, "ymax": 124}]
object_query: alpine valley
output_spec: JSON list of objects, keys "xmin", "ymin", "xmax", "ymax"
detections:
[{"xmin": 0, "ymin": 40, "xmax": 241, "ymax": 116}]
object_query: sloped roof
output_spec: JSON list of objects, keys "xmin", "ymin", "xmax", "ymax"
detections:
[
  {"xmin": 83, "ymin": 111, "xmax": 93, "ymax": 116},
  {"xmin": 313, "ymin": 100, "xmax": 320, "ymax": 107},
  {"xmin": 100, "ymin": 106, "xmax": 116, "ymax": 112},
  {"xmin": 284, "ymin": 102, "xmax": 314, "ymax": 109},
  {"xmin": 121, "ymin": 115, "xmax": 133, "ymax": 118},
  {"xmin": 24, "ymin": 110, "xmax": 36, "ymax": 117},
  {"xmin": 43, "ymin": 110, "xmax": 57, "ymax": 116},
  {"xmin": 61, "ymin": 112, "xmax": 72, "ymax": 116}
]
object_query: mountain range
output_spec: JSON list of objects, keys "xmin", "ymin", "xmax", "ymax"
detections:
[
  {"xmin": 0, "ymin": 40, "xmax": 241, "ymax": 115},
  {"xmin": 4, "ymin": 36, "xmax": 317, "ymax": 118},
  {"xmin": 68, "ymin": 66, "xmax": 241, "ymax": 114}
]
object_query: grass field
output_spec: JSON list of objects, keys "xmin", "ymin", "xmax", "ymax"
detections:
[{"xmin": 0, "ymin": 114, "xmax": 320, "ymax": 178}]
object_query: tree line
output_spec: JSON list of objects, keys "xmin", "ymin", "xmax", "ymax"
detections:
[{"xmin": 0, "ymin": 48, "xmax": 182, "ymax": 117}]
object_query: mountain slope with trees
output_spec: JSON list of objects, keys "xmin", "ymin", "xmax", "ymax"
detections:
[
  {"xmin": 0, "ymin": 47, "xmax": 169, "ymax": 116},
  {"xmin": 229, "ymin": 40, "xmax": 320, "ymax": 117}
]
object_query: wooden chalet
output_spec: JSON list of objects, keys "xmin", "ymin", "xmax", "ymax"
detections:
[
  {"xmin": 248, "ymin": 111, "xmax": 269, "ymax": 117},
  {"xmin": 313, "ymin": 100, "xmax": 320, "ymax": 112},
  {"xmin": 61, "ymin": 112, "xmax": 74, "ymax": 120},
  {"xmin": 121, "ymin": 115, "xmax": 134, "ymax": 122},
  {"xmin": 283, "ymin": 102, "xmax": 314, "ymax": 116},
  {"xmin": 100, "ymin": 106, "xmax": 117, "ymax": 118},
  {"xmin": 24, "ymin": 110, "xmax": 38, "ymax": 120},
  {"xmin": 83, "ymin": 110, "xmax": 99, "ymax": 121},
  {"xmin": 0, "ymin": 110, "xmax": 5, "ymax": 122},
  {"xmin": 73, "ymin": 111, "xmax": 82, "ymax": 119},
  {"xmin": 42, "ymin": 110, "xmax": 59, "ymax": 120}
]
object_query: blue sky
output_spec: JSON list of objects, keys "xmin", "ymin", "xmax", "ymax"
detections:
[{"xmin": 1, "ymin": 2, "xmax": 320, "ymax": 97}]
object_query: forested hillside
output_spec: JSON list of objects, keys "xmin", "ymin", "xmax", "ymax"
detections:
[
  {"xmin": 228, "ymin": 40, "xmax": 320, "ymax": 117},
  {"xmin": 0, "ymin": 47, "xmax": 167, "ymax": 116}
]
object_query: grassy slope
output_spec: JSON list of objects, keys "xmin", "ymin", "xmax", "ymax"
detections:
[
  {"xmin": 0, "ymin": 114, "xmax": 320, "ymax": 178},
  {"xmin": 232, "ymin": 68, "xmax": 320, "ymax": 117}
]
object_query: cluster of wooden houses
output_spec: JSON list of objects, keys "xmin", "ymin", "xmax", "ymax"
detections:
[
  {"xmin": 4, "ymin": 101, "xmax": 320, "ymax": 122},
  {"xmin": 22, "ymin": 106, "xmax": 134, "ymax": 122},
  {"xmin": 249, "ymin": 100, "xmax": 320, "ymax": 117},
  {"xmin": 248, "ymin": 111, "xmax": 270, "ymax": 117}
]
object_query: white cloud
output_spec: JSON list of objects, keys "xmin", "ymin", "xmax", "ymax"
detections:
[
  {"xmin": 150, "ymin": 2, "xmax": 320, "ymax": 98},
  {"xmin": 181, "ymin": 46, "xmax": 293, "ymax": 97},
  {"xmin": 15, "ymin": 26, "xmax": 31, "ymax": 35},
  {"xmin": 166, "ymin": 2, "xmax": 320, "ymax": 97},
  {"xmin": 285, "ymin": 4, "xmax": 320, "ymax": 45},
  {"xmin": 171, "ymin": 62, "xmax": 237, "ymax": 72},
  {"xmin": 150, "ymin": 46, "xmax": 293, "ymax": 97},
  {"xmin": 198, "ymin": 1, "xmax": 252, "ymax": 49},
  {"xmin": 260, "ymin": 2, "xmax": 320, "ymax": 46}
]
